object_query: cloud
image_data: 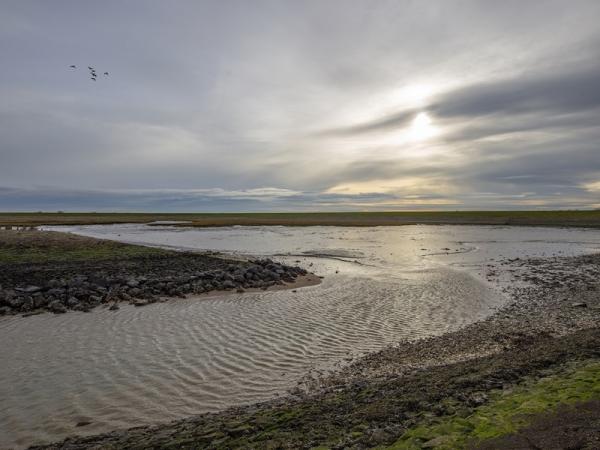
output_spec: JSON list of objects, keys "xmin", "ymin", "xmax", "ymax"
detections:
[
  {"xmin": 321, "ymin": 62, "xmax": 600, "ymax": 137},
  {"xmin": 1, "ymin": 1, "xmax": 600, "ymax": 210}
]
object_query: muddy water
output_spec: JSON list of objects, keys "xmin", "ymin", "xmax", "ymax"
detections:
[{"xmin": 2, "ymin": 225, "xmax": 600, "ymax": 449}]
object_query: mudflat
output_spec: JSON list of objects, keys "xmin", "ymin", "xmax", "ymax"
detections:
[{"xmin": 28, "ymin": 240, "xmax": 600, "ymax": 448}]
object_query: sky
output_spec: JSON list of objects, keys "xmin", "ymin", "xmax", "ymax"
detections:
[{"xmin": 1, "ymin": 0, "xmax": 599, "ymax": 212}]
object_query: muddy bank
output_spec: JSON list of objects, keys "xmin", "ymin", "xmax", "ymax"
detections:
[
  {"xmin": 0, "ymin": 230, "xmax": 310, "ymax": 316},
  {"xmin": 30, "ymin": 252, "xmax": 600, "ymax": 449}
]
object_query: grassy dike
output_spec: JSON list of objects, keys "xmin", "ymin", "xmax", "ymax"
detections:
[
  {"xmin": 1, "ymin": 210, "xmax": 600, "ymax": 228},
  {"xmin": 0, "ymin": 229, "xmax": 169, "ymax": 264},
  {"xmin": 387, "ymin": 361, "xmax": 600, "ymax": 449}
]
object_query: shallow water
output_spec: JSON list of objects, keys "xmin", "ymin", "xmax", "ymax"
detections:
[{"xmin": 2, "ymin": 225, "xmax": 600, "ymax": 448}]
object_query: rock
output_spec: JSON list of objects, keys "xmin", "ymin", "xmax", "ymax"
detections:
[
  {"xmin": 16, "ymin": 285, "xmax": 42, "ymax": 293},
  {"xmin": 467, "ymin": 392, "xmax": 488, "ymax": 406},
  {"xmin": 422, "ymin": 436, "xmax": 451, "ymax": 448},
  {"xmin": 571, "ymin": 302, "xmax": 587, "ymax": 308},
  {"xmin": 67, "ymin": 296, "xmax": 82, "ymax": 306},
  {"xmin": 8, "ymin": 297, "xmax": 24, "ymax": 309},
  {"xmin": 32, "ymin": 294, "xmax": 47, "ymax": 308},
  {"xmin": 0, "ymin": 306, "xmax": 12, "ymax": 315},
  {"xmin": 47, "ymin": 279, "xmax": 61, "ymax": 288},
  {"xmin": 369, "ymin": 429, "xmax": 391, "ymax": 445},
  {"xmin": 236, "ymin": 288, "xmax": 245, "ymax": 293},
  {"xmin": 48, "ymin": 300, "xmax": 67, "ymax": 314},
  {"xmin": 223, "ymin": 280, "xmax": 236, "ymax": 289},
  {"xmin": 21, "ymin": 296, "xmax": 34, "ymax": 311},
  {"xmin": 47, "ymin": 288, "xmax": 65, "ymax": 297},
  {"xmin": 88, "ymin": 295, "xmax": 102, "ymax": 306},
  {"xmin": 126, "ymin": 279, "xmax": 139, "ymax": 288},
  {"xmin": 109, "ymin": 302, "xmax": 120, "ymax": 311}
]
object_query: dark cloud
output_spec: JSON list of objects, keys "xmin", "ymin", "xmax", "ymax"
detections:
[{"xmin": 323, "ymin": 62, "xmax": 600, "ymax": 136}]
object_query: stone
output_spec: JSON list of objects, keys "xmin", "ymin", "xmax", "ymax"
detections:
[
  {"xmin": 370, "ymin": 429, "xmax": 391, "ymax": 445},
  {"xmin": 223, "ymin": 280, "xmax": 236, "ymax": 289},
  {"xmin": 21, "ymin": 296, "xmax": 34, "ymax": 311},
  {"xmin": 88, "ymin": 295, "xmax": 102, "ymax": 306},
  {"xmin": 47, "ymin": 279, "xmax": 61, "ymax": 288},
  {"xmin": 109, "ymin": 303, "xmax": 120, "ymax": 311},
  {"xmin": 48, "ymin": 300, "xmax": 67, "ymax": 314},
  {"xmin": 422, "ymin": 436, "xmax": 452, "ymax": 448},
  {"xmin": 571, "ymin": 302, "xmax": 587, "ymax": 308},
  {"xmin": 66, "ymin": 297, "xmax": 80, "ymax": 307},
  {"xmin": 32, "ymin": 294, "xmax": 47, "ymax": 308},
  {"xmin": 15, "ymin": 285, "xmax": 42, "ymax": 294},
  {"xmin": 468, "ymin": 392, "xmax": 488, "ymax": 406},
  {"xmin": 8, "ymin": 297, "xmax": 24, "ymax": 309}
]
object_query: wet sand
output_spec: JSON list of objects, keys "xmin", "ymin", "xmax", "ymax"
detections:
[{"xmin": 29, "ymin": 248, "xmax": 600, "ymax": 449}]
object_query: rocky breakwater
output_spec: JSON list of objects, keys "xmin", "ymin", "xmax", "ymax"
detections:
[{"xmin": 0, "ymin": 258, "xmax": 308, "ymax": 316}]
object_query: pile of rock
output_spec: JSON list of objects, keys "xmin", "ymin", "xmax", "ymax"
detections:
[{"xmin": 0, "ymin": 259, "xmax": 307, "ymax": 316}]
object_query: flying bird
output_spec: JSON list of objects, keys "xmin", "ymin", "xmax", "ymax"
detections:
[{"xmin": 69, "ymin": 64, "xmax": 109, "ymax": 81}]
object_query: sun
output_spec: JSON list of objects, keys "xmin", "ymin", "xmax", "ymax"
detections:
[
  {"xmin": 401, "ymin": 84, "xmax": 434, "ymax": 107},
  {"xmin": 408, "ymin": 112, "xmax": 437, "ymax": 141}
]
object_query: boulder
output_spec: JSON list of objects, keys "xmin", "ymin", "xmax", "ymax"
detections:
[
  {"xmin": 20, "ymin": 296, "xmax": 34, "ymax": 312},
  {"xmin": 66, "ymin": 297, "xmax": 80, "ymax": 307},
  {"xmin": 48, "ymin": 300, "xmax": 67, "ymax": 314},
  {"xmin": 32, "ymin": 294, "xmax": 48, "ymax": 309},
  {"xmin": 15, "ymin": 285, "xmax": 42, "ymax": 294},
  {"xmin": 223, "ymin": 280, "xmax": 236, "ymax": 289}
]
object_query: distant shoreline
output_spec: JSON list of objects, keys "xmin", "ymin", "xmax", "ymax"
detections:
[{"xmin": 1, "ymin": 210, "xmax": 600, "ymax": 229}]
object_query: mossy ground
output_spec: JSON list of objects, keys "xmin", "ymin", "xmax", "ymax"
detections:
[
  {"xmin": 387, "ymin": 361, "xmax": 600, "ymax": 449},
  {"xmin": 0, "ymin": 230, "xmax": 168, "ymax": 264}
]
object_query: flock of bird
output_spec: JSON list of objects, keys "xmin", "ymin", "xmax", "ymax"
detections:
[{"xmin": 69, "ymin": 65, "xmax": 109, "ymax": 81}]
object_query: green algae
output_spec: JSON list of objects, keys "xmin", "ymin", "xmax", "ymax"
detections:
[{"xmin": 387, "ymin": 360, "xmax": 600, "ymax": 449}]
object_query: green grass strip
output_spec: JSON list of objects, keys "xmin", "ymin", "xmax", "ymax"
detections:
[
  {"xmin": 386, "ymin": 361, "xmax": 600, "ymax": 449},
  {"xmin": 0, "ymin": 245, "xmax": 167, "ymax": 264}
]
